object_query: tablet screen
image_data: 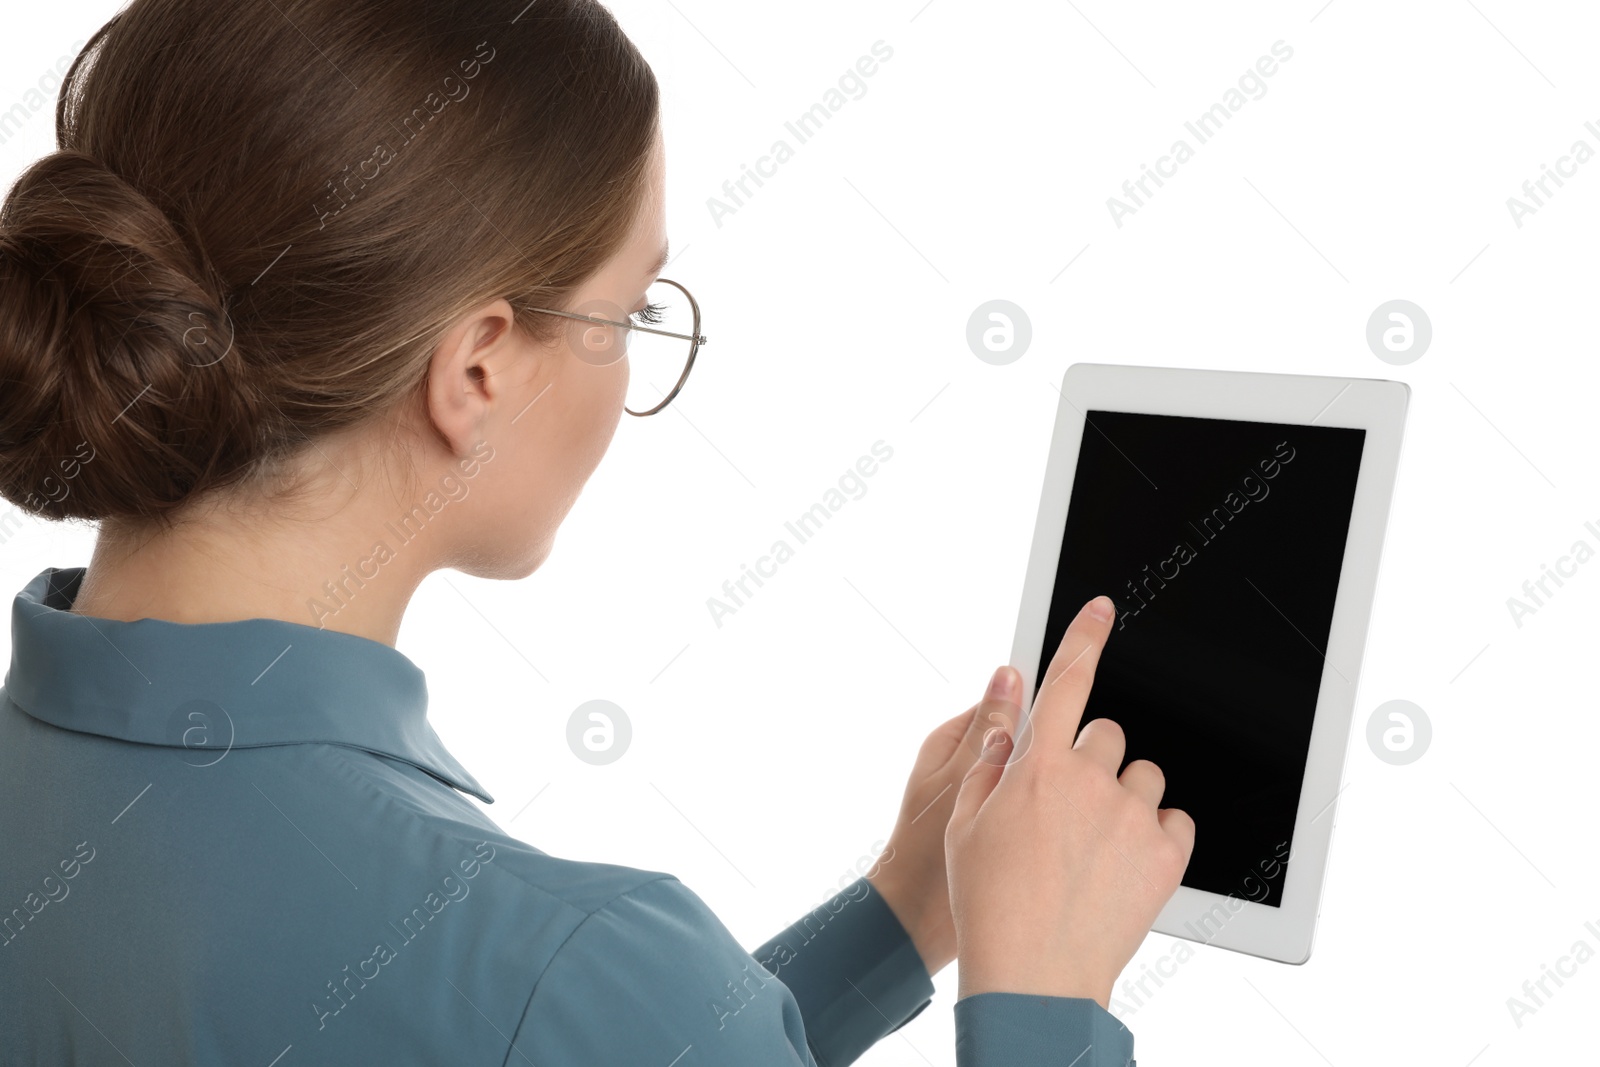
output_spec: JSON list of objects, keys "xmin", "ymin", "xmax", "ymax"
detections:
[{"xmin": 1034, "ymin": 410, "xmax": 1366, "ymax": 908}]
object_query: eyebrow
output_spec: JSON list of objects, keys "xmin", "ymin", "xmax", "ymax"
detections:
[{"xmin": 650, "ymin": 243, "xmax": 670, "ymax": 276}]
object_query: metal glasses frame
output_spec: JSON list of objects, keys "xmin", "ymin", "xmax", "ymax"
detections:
[{"xmin": 519, "ymin": 277, "xmax": 706, "ymax": 416}]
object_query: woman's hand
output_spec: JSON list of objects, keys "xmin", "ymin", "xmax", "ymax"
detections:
[
  {"xmin": 945, "ymin": 595, "xmax": 1196, "ymax": 1007},
  {"xmin": 866, "ymin": 666, "xmax": 1026, "ymax": 976}
]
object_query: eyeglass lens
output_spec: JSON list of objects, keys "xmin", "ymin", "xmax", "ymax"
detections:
[{"xmin": 624, "ymin": 279, "xmax": 695, "ymax": 414}]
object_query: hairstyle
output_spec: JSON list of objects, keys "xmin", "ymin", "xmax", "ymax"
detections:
[{"xmin": 0, "ymin": 0, "xmax": 659, "ymax": 524}]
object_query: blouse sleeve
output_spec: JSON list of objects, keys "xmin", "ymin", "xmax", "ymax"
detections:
[
  {"xmin": 752, "ymin": 877, "xmax": 1138, "ymax": 1067},
  {"xmin": 749, "ymin": 876, "xmax": 935, "ymax": 1065},
  {"xmin": 955, "ymin": 993, "xmax": 1137, "ymax": 1067},
  {"xmin": 507, "ymin": 873, "xmax": 1136, "ymax": 1067}
]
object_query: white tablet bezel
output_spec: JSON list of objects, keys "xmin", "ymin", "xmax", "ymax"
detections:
[{"xmin": 1008, "ymin": 362, "xmax": 1409, "ymax": 964}]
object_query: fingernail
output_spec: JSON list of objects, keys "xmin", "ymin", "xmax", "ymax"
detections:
[
  {"xmin": 1087, "ymin": 595, "xmax": 1114, "ymax": 622},
  {"xmin": 986, "ymin": 666, "xmax": 1017, "ymax": 701}
]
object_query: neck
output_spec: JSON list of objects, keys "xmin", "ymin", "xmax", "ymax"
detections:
[{"xmin": 71, "ymin": 503, "xmax": 437, "ymax": 648}]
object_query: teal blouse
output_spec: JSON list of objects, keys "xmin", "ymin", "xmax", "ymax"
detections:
[{"xmin": 0, "ymin": 567, "xmax": 1135, "ymax": 1066}]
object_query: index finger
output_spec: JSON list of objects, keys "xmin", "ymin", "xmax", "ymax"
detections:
[{"xmin": 1025, "ymin": 595, "xmax": 1116, "ymax": 752}]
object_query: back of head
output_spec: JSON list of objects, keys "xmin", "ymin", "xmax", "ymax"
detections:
[{"xmin": 0, "ymin": 0, "xmax": 659, "ymax": 524}]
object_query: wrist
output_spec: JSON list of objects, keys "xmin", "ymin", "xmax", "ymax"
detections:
[
  {"xmin": 955, "ymin": 956, "xmax": 1112, "ymax": 1010},
  {"xmin": 867, "ymin": 868, "xmax": 955, "ymax": 975}
]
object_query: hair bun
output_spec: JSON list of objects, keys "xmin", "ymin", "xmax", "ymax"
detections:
[{"xmin": 0, "ymin": 150, "xmax": 268, "ymax": 522}]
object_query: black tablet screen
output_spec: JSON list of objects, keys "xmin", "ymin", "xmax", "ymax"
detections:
[{"xmin": 1034, "ymin": 410, "xmax": 1366, "ymax": 908}]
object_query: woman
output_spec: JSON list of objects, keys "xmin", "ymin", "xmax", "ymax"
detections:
[{"xmin": 0, "ymin": 2, "xmax": 1194, "ymax": 1064}]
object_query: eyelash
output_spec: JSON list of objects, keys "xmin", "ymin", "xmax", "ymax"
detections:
[{"xmin": 632, "ymin": 302, "xmax": 667, "ymax": 326}]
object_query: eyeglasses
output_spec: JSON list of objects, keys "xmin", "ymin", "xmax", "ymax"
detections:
[{"xmin": 518, "ymin": 277, "xmax": 706, "ymax": 416}]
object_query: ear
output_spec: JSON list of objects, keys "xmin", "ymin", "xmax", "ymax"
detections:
[{"xmin": 424, "ymin": 299, "xmax": 520, "ymax": 457}]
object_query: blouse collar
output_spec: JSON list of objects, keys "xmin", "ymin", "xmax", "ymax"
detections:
[{"xmin": 4, "ymin": 566, "xmax": 493, "ymax": 803}]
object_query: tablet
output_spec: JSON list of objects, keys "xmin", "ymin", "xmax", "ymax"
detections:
[{"xmin": 1008, "ymin": 362, "xmax": 1409, "ymax": 964}]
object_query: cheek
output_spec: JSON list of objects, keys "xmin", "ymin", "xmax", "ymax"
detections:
[
  {"xmin": 551, "ymin": 354, "xmax": 627, "ymax": 474},
  {"xmin": 597, "ymin": 366, "xmax": 627, "ymax": 454},
  {"xmin": 566, "ymin": 326, "xmax": 629, "ymax": 414},
  {"xmin": 590, "ymin": 347, "xmax": 629, "ymax": 434},
  {"xmin": 499, "ymin": 347, "xmax": 625, "ymax": 497}
]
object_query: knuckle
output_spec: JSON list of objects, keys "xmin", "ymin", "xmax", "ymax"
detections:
[
  {"xmin": 1081, "ymin": 717, "xmax": 1124, "ymax": 744},
  {"xmin": 1111, "ymin": 792, "xmax": 1150, "ymax": 832},
  {"xmin": 1159, "ymin": 815, "xmax": 1195, "ymax": 855},
  {"xmin": 1124, "ymin": 757, "xmax": 1164, "ymax": 783},
  {"xmin": 1158, "ymin": 835, "xmax": 1191, "ymax": 875}
]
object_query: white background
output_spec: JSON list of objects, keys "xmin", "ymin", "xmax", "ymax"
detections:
[{"xmin": 4, "ymin": 2, "xmax": 1598, "ymax": 1064}]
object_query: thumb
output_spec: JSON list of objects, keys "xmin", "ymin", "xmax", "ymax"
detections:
[{"xmin": 950, "ymin": 721, "xmax": 1013, "ymax": 831}]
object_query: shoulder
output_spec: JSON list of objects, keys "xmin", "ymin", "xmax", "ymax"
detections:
[
  {"xmin": 306, "ymin": 742, "xmax": 683, "ymax": 915},
  {"xmin": 250, "ymin": 743, "xmax": 814, "ymax": 1064},
  {"xmin": 510, "ymin": 876, "xmax": 814, "ymax": 1067}
]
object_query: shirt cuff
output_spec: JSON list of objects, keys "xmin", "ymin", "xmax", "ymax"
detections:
[
  {"xmin": 955, "ymin": 993, "xmax": 1136, "ymax": 1067},
  {"xmin": 751, "ymin": 876, "xmax": 936, "ymax": 1066}
]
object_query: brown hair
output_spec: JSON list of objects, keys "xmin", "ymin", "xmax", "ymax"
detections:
[{"xmin": 0, "ymin": 0, "xmax": 658, "ymax": 524}]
